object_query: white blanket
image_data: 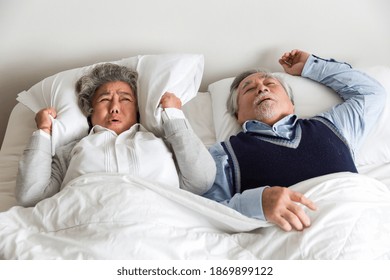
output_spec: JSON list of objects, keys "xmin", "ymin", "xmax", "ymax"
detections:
[{"xmin": 1, "ymin": 172, "xmax": 390, "ymax": 259}]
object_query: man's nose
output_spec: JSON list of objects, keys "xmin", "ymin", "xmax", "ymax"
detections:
[{"xmin": 256, "ymin": 85, "xmax": 269, "ymax": 95}]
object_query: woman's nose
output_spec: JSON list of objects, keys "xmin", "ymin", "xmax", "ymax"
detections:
[{"xmin": 109, "ymin": 102, "xmax": 120, "ymax": 114}]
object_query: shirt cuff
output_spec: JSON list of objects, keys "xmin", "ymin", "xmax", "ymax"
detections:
[
  {"xmin": 302, "ymin": 54, "xmax": 352, "ymax": 81},
  {"xmin": 33, "ymin": 129, "xmax": 51, "ymax": 140},
  {"xmin": 239, "ymin": 186, "xmax": 269, "ymax": 220},
  {"xmin": 161, "ymin": 108, "xmax": 186, "ymax": 123},
  {"xmin": 28, "ymin": 130, "xmax": 52, "ymax": 153}
]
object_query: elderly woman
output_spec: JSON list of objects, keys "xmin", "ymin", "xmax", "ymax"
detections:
[{"xmin": 16, "ymin": 63, "xmax": 215, "ymax": 207}]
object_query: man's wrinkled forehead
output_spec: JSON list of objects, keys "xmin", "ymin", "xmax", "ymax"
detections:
[{"xmin": 239, "ymin": 72, "xmax": 271, "ymax": 90}]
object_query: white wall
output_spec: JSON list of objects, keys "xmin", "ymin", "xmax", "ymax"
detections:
[{"xmin": 1, "ymin": 0, "xmax": 389, "ymax": 147}]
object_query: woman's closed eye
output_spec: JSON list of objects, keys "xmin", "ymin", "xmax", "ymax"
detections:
[
  {"xmin": 118, "ymin": 92, "xmax": 135, "ymax": 102},
  {"xmin": 120, "ymin": 96, "xmax": 134, "ymax": 102},
  {"xmin": 99, "ymin": 97, "xmax": 110, "ymax": 102}
]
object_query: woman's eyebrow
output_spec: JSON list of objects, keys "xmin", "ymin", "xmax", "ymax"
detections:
[
  {"xmin": 95, "ymin": 92, "xmax": 110, "ymax": 98},
  {"xmin": 117, "ymin": 91, "xmax": 132, "ymax": 96}
]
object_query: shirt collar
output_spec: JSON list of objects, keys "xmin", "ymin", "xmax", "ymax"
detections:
[
  {"xmin": 89, "ymin": 123, "xmax": 142, "ymax": 137},
  {"xmin": 243, "ymin": 114, "xmax": 298, "ymax": 139}
]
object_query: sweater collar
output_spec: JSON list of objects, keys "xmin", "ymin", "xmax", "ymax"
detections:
[{"xmin": 243, "ymin": 114, "xmax": 298, "ymax": 139}]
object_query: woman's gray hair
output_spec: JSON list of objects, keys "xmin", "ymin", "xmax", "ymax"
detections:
[
  {"xmin": 76, "ymin": 63, "xmax": 138, "ymax": 116},
  {"xmin": 227, "ymin": 69, "xmax": 294, "ymax": 117}
]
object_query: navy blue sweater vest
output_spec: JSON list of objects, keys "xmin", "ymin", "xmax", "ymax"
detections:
[{"xmin": 222, "ymin": 117, "xmax": 357, "ymax": 192}]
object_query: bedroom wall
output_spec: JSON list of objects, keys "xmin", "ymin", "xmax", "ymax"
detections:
[{"xmin": 1, "ymin": 0, "xmax": 389, "ymax": 147}]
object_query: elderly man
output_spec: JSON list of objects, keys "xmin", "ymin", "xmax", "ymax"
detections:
[{"xmin": 203, "ymin": 49, "xmax": 386, "ymax": 231}]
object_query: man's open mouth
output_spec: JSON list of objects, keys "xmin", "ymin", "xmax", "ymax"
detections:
[{"xmin": 255, "ymin": 98, "xmax": 271, "ymax": 105}]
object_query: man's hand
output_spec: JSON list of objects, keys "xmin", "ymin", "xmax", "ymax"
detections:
[
  {"xmin": 279, "ymin": 49, "xmax": 310, "ymax": 76},
  {"xmin": 35, "ymin": 107, "xmax": 57, "ymax": 135},
  {"xmin": 262, "ymin": 186, "xmax": 317, "ymax": 232},
  {"xmin": 160, "ymin": 92, "xmax": 182, "ymax": 109}
]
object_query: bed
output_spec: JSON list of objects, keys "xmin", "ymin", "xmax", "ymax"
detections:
[{"xmin": 0, "ymin": 52, "xmax": 390, "ymax": 260}]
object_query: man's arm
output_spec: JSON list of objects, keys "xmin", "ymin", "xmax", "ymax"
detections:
[
  {"xmin": 202, "ymin": 143, "xmax": 268, "ymax": 219},
  {"xmin": 302, "ymin": 53, "xmax": 386, "ymax": 153}
]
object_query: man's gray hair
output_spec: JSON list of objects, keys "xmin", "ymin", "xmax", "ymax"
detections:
[
  {"xmin": 76, "ymin": 63, "xmax": 138, "ymax": 116},
  {"xmin": 227, "ymin": 69, "xmax": 294, "ymax": 117}
]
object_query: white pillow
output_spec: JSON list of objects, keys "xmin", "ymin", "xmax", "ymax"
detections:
[
  {"xmin": 208, "ymin": 66, "xmax": 390, "ymax": 166},
  {"xmin": 354, "ymin": 66, "xmax": 390, "ymax": 166},
  {"xmin": 136, "ymin": 54, "xmax": 204, "ymax": 137},
  {"xmin": 182, "ymin": 92, "xmax": 217, "ymax": 148},
  {"xmin": 17, "ymin": 54, "xmax": 204, "ymax": 154},
  {"xmin": 208, "ymin": 77, "xmax": 241, "ymax": 142}
]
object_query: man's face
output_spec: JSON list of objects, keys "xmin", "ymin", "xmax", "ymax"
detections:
[
  {"xmin": 91, "ymin": 81, "xmax": 137, "ymax": 134},
  {"xmin": 236, "ymin": 73, "xmax": 294, "ymax": 125}
]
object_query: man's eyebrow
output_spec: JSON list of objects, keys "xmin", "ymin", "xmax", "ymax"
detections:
[{"xmin": 241, "ymin": 81, "xmax": 252, "ymax": 90}]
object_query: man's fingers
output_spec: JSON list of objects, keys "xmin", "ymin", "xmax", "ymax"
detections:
[
  {"xmin": 281, "ymin": 210, "xmax": 305, "ymax": 231},
  {"xmin": 269, "ymin": 209, "xmax": 306, "ymax": 232},
  {"xmin": 269, "ymin": 214, "xmax": 293, "ymax": 232},
  {"xmin": 290, "ymin": 191, "xmax": 318, "ymax": 211},
  {"xmin": 287, "ymin": 202, "xmax": 311, "ymax": 228},
  {"xmin": 288, "ymin": 191, "xmax": 317, "ymax": 228},
  {"xmin": 266, "ymin": 203, "xmax": 306, "ymax": 232}
]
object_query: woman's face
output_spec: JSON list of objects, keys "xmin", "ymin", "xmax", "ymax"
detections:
[{"xmin": 91, "ymin": 81, "xmax": 137, "ymax": 134}]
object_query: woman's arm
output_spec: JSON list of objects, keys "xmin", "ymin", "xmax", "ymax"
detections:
[{"xmin": 161, "ymin": 92, "xmax": 216, "ymax": 195}]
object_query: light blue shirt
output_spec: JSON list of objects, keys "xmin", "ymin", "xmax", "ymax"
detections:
[{"xmin": 203, "ymin": 55, "xmax": 387, "ymax": 220}]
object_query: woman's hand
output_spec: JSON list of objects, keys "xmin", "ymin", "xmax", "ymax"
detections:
[
  {"xmin": 35, "ymin": 107, "xmax": 57, "ymax": 135},
  {"xmin": 160, "ymin": 92, "xmax": 182, "ymax": 109}
]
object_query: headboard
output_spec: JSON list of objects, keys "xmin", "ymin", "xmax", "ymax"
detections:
[{"xmin": 1, "ymin": 0, "xmax": 390, "ymax": 147}]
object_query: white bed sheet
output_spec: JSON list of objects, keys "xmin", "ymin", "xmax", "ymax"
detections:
[{"xmin": 1, "ymin": 172, "xmax": 390, "ymax": 259}]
